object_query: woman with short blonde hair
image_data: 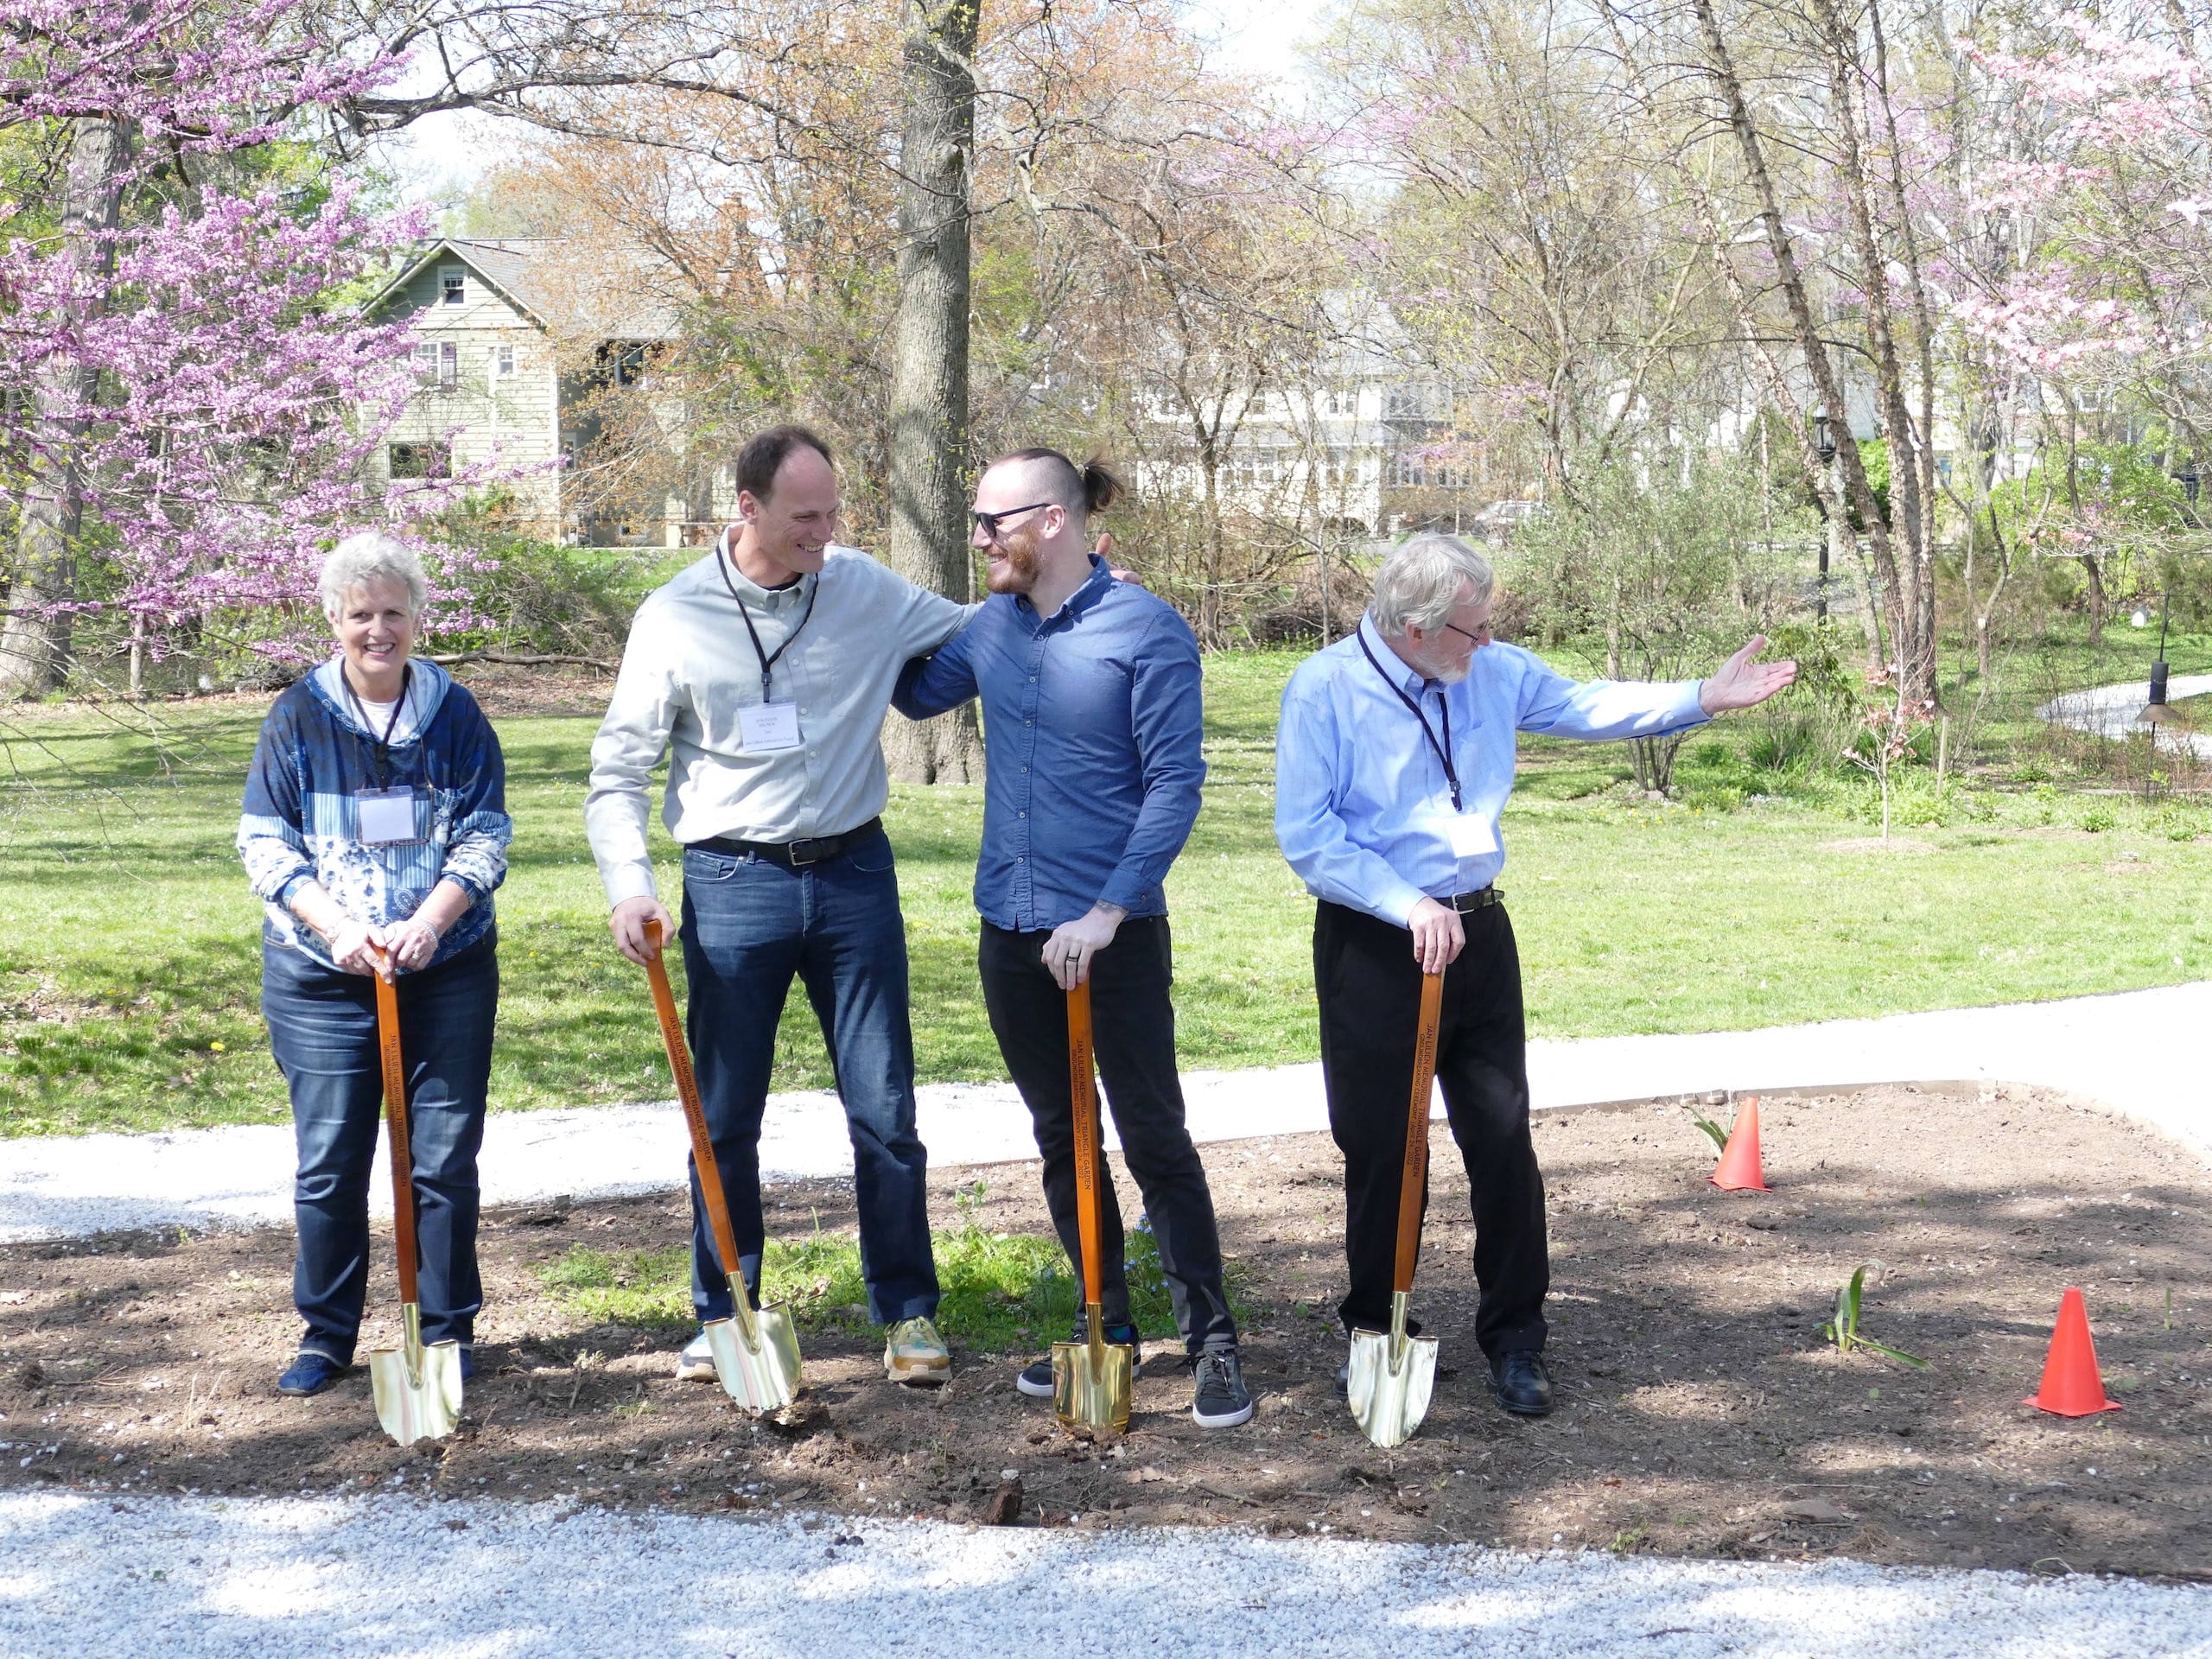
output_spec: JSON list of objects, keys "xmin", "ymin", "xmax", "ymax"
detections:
[{"xmin": 236, "ymin": 532, "xmax": 511, "ymax": 1398}]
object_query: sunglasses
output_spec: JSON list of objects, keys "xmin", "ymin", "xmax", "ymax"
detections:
[{"xmin": 969, "ymin": 501, "xmax": 1057, "ymax": 540}]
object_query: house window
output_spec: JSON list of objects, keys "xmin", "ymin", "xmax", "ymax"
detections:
[
  {"xmin": 1389, "ymin": 448, "xmax": 1475, "ymax": 488},
  {"xmin": 1325, "ymin": 386, "xmax": 1357, "ymax": 417},
  {"xmin": 441, "ymin": 268, "xmax": 466, "ymax": 306},
  {"xmin": 412, "ymin": 341, "xmax": 457, "ymax": 391},
  {"xmin": 492, "ymin": 345, "xmax": 514, "ymax": 379},
  {"xmin": 389, "ymin": 441, "xmax": 451, "ymax": 480}
]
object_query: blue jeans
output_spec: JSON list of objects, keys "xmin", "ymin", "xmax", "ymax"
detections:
[
  {"xmin": 679, "ymin": 827, "xmax": 939, "ymax": 1325},
  {"xmin": 262, "ymin": 934, "xmax": 498, "ymax": 1363}
]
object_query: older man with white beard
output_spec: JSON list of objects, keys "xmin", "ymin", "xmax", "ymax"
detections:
[{"xmin": 1274, "ymin": 534, "xmax": 1794, "ymax": 1417}]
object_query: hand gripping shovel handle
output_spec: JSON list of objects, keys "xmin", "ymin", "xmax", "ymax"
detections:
[
  {"xmin": 1394, "ymin": 971, "xmax": 1446, "ymax": 1300},
  {"xmin": 640, "ymin": 920, "xmax": 760, "ymax": 1348},
  {"xmin": 371, "ymin": 953, "xmax": 420, "ymax": 1311}
]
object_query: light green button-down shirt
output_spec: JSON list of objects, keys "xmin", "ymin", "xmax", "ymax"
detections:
[{"xmin": 584, "ymin": 537, "xmax": 969, "ymax": 904}]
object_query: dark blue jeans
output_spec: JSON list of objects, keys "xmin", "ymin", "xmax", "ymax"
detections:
[
  {"xmin": 262, "ymin": 934, "xmax": 498, "ymax": 1363},
  {"xmin": 679, "ymin": 827, "xmax": 939, "ymax": 1325}
]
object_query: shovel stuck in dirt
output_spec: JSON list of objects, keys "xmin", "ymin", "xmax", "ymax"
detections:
[
  {"xmin": 1052, "ymin": 981, "xmax": 1133, "ymax": 1433},
  {"xmin": 640, "ymin": 920, "xmax": 802, "ymax": 1412},
  {"xmin": 1346, "ymin": 968, "xmax": 1444, "ymax": 1450},
  {"xmin": 366, "ymin": 955, "xmax": 464, "ymax": 1447}
]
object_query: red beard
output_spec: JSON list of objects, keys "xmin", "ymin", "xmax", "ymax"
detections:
[{"xmin": 984, "ymin": 524, "xmax": 1044, "ymax": 594}]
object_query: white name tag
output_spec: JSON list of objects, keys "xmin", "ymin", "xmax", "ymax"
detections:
[
  {"xmin": 1447, "ymin": 810, "xmax": 1499, "ymax": 860},
  {"xmin": 738, "ymin": 700, "xmax": 802, "ymax": 752},
  {"xmin": 357, "ymin": 787, "xmax": 418, "ymax": 845}
]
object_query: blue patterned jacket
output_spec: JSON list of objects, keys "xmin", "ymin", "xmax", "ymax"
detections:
[{"xmin": 237, "ymin": 658, "xmax": 512, "ymax": 973}]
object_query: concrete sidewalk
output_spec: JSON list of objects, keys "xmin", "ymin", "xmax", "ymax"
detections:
[
  {"xmin": 3, "ymin": 981, "xmax": 2207, "ymax": 1243},
  {"xmin": 2037, "ymin": 671, "xmax": 2212, "ymax": 760}
]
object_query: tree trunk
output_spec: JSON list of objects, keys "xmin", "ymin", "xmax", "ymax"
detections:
[
  {"xmin": 1689, "ymin": 0, "xmax": 1914, "ymax": 689},
  {"xmin": 0, "ymin": 115, "xmax": 132, "ymax": 700},
  {"xmin": 879, "ymin": 0, "xmax": 984, "ymax": 785}
]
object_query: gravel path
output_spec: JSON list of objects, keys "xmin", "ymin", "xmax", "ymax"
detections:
[
  {"xmin": 5, "ymin": 981, "xmax": 2209, "ymax": 1243},
  {"xmin": 3, "ymin": 1490, "xmax": 2206, "ymax": 1657}
]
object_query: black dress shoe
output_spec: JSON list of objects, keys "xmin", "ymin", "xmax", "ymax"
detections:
[{"xmin": 1490, "ymin": 1350, "xmax": 1554, "ymax": 1416}]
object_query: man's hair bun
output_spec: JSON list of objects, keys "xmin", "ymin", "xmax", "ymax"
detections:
[{"xmin": 1079, "ymin": 458, "xmax": 1122, "ymax": 514}]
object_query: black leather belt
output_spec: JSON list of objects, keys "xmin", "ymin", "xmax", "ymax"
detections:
[
  {"xmin": 690, "ymin": 817, "xmax": 882, "ymax": 868},
  {"xmin": 1448, "ymin": 887, "xmax": 1503, "ymax": 914}
]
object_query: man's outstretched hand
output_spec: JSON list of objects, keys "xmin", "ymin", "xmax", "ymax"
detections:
[{"xmin": 1700, "ymin": 636, "xmax": 1797, "ymax": 715}]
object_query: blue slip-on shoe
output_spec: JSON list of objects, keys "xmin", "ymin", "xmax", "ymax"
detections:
[{"xmin": 277, "ymin": 1351, "xmax": 349, "ymax": 1397}]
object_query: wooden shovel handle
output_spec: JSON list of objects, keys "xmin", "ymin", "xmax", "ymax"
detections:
[
  {"xmin": 1066, "ymin": 982, "xmax": 1106, "ymax": 1311},
  {"xmin": 371, "ymin": 952, "xmax": 420, "ymax": 1308},
  {"xmin": 642, "ymin": 920, "xmax": 748, "ymax": 1295},
  {"xmin": 1392, "ymin": 970, "xmax": 1445, "ymax": 1295}
]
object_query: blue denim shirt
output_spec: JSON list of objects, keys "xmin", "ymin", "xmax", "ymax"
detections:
[
  {"xmin": 894, "ymin": 557, "xmax": 1205, "ymax": 931},
  {"xmin": 1275, "ymin": 615, "xmax": 1709, "ymax": 925}
]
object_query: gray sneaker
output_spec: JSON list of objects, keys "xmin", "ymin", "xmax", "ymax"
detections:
[
  {"xmin": 1191, "ymin": 1348, "xmax": 1255, "ymax": 1428},
  {"xmin": 675, "ymin": 1331, "xmax": 717, "ymax": 1382}
]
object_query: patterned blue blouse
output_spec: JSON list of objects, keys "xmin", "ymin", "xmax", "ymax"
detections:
[{"xmin": 237, "ymin": 658, "xmax": 512, "ymax": 973}]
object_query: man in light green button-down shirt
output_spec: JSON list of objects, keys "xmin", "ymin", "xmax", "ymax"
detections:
[{"xmin": 585, "ymin": 425, "xmax": 971, "ymax": 1389}]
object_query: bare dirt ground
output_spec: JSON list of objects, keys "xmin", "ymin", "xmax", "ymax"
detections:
[{"xmin": 3, "ymin": 1083, "xmax": 2207, "ymax": 1579}]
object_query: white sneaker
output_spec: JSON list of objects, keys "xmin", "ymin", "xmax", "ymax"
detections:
[{"xmin": 675, "ymin": 1331, "xmax": 717, "ymax": 1382}]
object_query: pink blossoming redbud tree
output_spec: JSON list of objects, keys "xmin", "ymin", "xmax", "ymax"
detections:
[
  {"xmin": 1957, "ymin": 14, "xmax": 2212, "ymax": 384},
  {"xmin": 0, "ymin": 0, "xmax": 485, "ymax": 697}
]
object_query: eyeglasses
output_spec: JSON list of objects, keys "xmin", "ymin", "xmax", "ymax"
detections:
[
  {"xmin": 969, "ymin": 502, "xmax": 1057, "ymax": 541},
  {"xmin": 1440, "ymin": 619, "xmax": 1493, "ymax": 646}
]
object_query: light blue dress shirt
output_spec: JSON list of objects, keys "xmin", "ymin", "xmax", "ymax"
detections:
[{"xmin": 1274, "ymin": 615, "xmax": 1710, "ymax": 925}]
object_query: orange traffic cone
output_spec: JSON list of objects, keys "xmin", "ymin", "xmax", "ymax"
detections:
[
  {"xmin": 2023, "ymin": 1287, "xmax": 2121, "ymax": 1417},
  {"xmin": 1707, "ymin": 1095, "xmax": 1769, "ymax": 1192}
]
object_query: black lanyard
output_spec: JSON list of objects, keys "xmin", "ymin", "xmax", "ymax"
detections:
[
  {"xmin": 1358, "ymin": 632, "xmax": 1463, "ymax": 810},
  {"xmin": 340, "ymin": 661, "xmax": 413, "ymax": 789},
  {"xmin": 719, "ymin": 540, "xmax": 817, "ymax": 702}
]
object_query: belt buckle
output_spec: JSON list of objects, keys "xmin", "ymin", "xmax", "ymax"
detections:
[{"xmin": 785, "ymin": 836, "xmax": 826, "ymax": 867}]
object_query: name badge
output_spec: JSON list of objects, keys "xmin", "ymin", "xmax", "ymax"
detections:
[
  {"xmin": 1447, "ymin": 810, "xmax": 1498, "ymax": 860},
  {"xmin": 739, "ymin": 700, "xmax": 802, "ymax": 752},
  {"xmin": 357, "ymin": 787, "xmax": 418, "ymax": 845}
]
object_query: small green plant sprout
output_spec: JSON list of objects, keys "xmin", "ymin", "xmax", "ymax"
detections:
[
  {"xmin": 1688, "ymin": 1104, "xmax": 1731, "ymax": 1154},
  {"xmin": 1820, "ymin": 1263, "xmax": 1929, "ymax": 1368}
]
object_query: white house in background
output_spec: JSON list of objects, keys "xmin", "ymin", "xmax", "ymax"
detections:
[
  {"xmin": 1132, "ymin": 306, "xmax": 1525, "ymax": 539},
  {"xmin": 364, "ymin": 237, "xmax": 738, "ymax": 546}
]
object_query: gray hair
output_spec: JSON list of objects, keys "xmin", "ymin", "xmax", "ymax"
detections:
[
  {"xmin": 1370, "ymin": 534, "xmax": 1495, "ymax": 635},
  {"xmin": 320, "ymin": 531, "xmax": 427, "ymax": 620}
]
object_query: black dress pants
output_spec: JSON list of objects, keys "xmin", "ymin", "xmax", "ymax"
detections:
[
  {"xmin": 1314, "ymin": 898, "xmax": 1548, "ymax": 1361},
  {"xmin": 978, "ymin": 917, "xmax": 1237, "ymax": 1353}
]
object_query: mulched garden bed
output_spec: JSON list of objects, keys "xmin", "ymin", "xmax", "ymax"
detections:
[{"xmin": 3, "ymin": 1082, "xmax": 2206, "ymax": 1578}]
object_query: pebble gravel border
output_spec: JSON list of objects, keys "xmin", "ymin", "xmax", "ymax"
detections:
[{"xmin": 3, "ymin": 1490, "xmax": 2207, "ymax": 1656}]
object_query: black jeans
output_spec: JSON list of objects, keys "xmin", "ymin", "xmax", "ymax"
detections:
[
  {"xmin": 1313, "ymin": 899, "xmax": 1547, "ymax": 1361},
  {"xmin": 978, "ymin": 917, "xmax": 1236, "ymax": 1354},
  {"xmin": 262, "ymin": 934, "xmax": 498, "ymax": 1363}
]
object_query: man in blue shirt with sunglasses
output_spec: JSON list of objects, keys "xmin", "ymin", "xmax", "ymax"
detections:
[{"xmin": 895, "ymin": 447, "xmax": 1252, "ymax": 1430}]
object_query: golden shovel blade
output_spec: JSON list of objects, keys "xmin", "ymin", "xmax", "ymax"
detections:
[
  {"xmin": 1051, "ymin": 1333, "xmax": 1133, "ymax": 1433},
  {"xmin": 703, "ymin": 1300, "xmax": 804, "ymax": 1413},
  {"xmin": 368, "ymin": 1304, "xmax": 463, "ymax": 1447},
  {"xmin": 1347, "ymin": 1325, "xmax": 1439, "ymax": 1450}
]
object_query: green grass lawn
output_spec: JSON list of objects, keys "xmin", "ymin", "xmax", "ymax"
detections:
[
  {"xmin": 4, "ymin": 645, "xmax": 2210, "ymax": 1138},
  {"xmin": 537, "ymin": 1183, "xmax": 1226, "ymax": 1351}
]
